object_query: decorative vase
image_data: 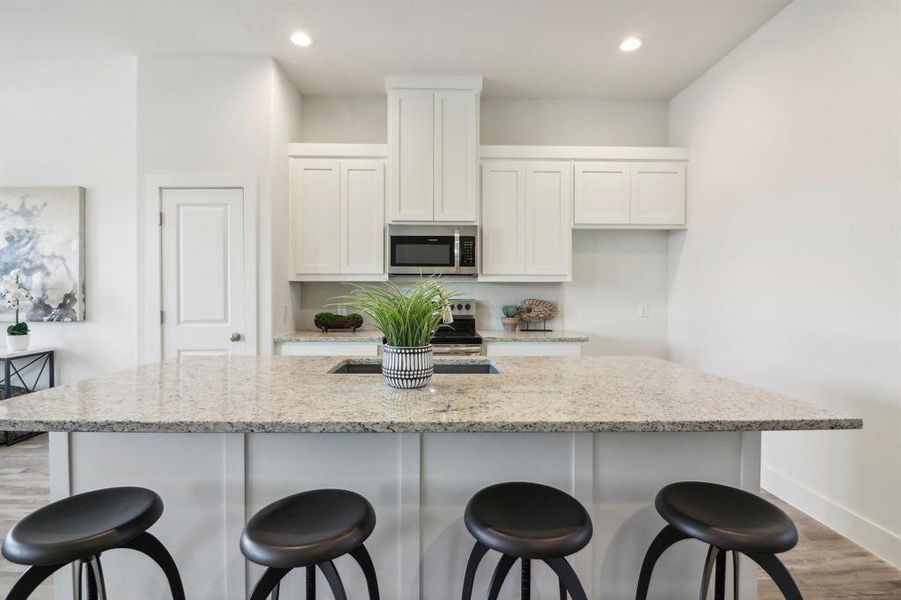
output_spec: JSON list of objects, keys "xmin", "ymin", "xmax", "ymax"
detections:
[
  {"xmin": 6, "ymin": 334, "xmax": 30, "ymax": 352},
  {"xmin": 382, "ymin": 345, "xmax": 434, "ymax": 389},
  {"xmin": 501, "ymin": 317, "xmax": 519, "ymax": 333}
]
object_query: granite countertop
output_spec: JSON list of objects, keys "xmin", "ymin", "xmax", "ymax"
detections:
[
  {"xmin": 479, "ymin": 330, "xmax": 589, "ymax": 342},
  {"xmin": 0, "ymin": 356, "xmax": 861, "ymax": 434},
  {"xmin": 276, "ymin": 331, "xmax": 384, "ymax": 343}
]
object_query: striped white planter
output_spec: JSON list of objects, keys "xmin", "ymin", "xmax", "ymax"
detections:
[{"xmin": 382, "ymin": 345, "xmax": 434, "ymax": 389}]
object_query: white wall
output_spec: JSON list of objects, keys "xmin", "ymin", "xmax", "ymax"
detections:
[
  {"xmin": 668, "ymin": 0, "xmax": 901, "ymax": 566},
  {"xmin": 137, "ymin": 55, "xmax": 303, "ymax": 355},
  {"xmin": 269, "ymin": 65, "xmax": 304, "ymax": 341},
  {"xmin": 294, "ymin": 96, "xmax": 670, "ymax": 356},
  {"xmin": 481, "ymin": 99, "xmax": 668, "ymax": 146},
  {"xmin": 0, "ymin": 51, "xmax": 138, "ymax": 384}
]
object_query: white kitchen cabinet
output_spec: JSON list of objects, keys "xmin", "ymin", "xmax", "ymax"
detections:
[
  {"xmin": 289, "ymin": 157, "xmax": 385, "ymax": 280},
  {"xmin": 480, "ymin": 160, "xmax": 571, "ymax": 281},
  {"xmin": 573, "ymin": 161, "xmax": 631, "ymax": 224},
  {"xmin": 387, "ymin": 78, "xmax": 480, "ymax": 223},
  {"xmin": 291, "ymin": 159, "xmax": 341, "ymax": 274},
  {"xmin": 630, "ymin": 161, "xmax": 686, "ymax": 225},
  {"xmin": 483, "ymin": 341, "xmax": 583, "ymax": 357},
  {"xmin": 277, "ymin": 342, "xmax": 380, "ymax": 357},
  {"xmin": 573, "ymin": 160, "xmax": 686, "ymax": 227},
  {"xmin": 481, "ymin": 161, "xmax": 525, "ymax": 275}
]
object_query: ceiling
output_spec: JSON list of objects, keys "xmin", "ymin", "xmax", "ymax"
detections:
[{"xmin": 0, "ymin": 0, "xmax": 790, "ymax": 99}]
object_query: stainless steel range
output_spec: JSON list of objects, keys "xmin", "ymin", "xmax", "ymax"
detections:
[{"xmin": 431, "ymin": 300, "xmax": 482, "ymax": 355}]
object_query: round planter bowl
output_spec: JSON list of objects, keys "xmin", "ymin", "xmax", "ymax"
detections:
[
  {"xmin": 382, "ymin": 344, "xmax": 434, "ymax": 389},
  {"xmin": 6, "ymin": 334, "xmax": 30, "ymax": 352}
]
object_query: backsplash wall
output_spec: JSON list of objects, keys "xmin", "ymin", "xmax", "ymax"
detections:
[{"xmin": 295, "ymin": 230, "xmax": 668, "ymax": 357}]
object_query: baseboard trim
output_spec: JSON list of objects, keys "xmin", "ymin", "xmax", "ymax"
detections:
[{"xmin": 762, "ymin": 464, "xmax": 901, "ymax": 568}]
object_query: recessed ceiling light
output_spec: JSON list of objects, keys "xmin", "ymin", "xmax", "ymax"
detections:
[
  {"xmin": 290, "ymin": 31, "xmax": 313, "ymax": 47},
  {"xmin": 619, "ymin": 36, "xmax": 642, "ymax": 52}
]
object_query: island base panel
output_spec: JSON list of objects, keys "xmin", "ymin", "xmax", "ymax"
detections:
[{"xmin": 49, "ymin": 431, "xmax": 760, "ymax": 600}]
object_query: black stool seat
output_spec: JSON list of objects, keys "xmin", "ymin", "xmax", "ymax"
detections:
[
  {"xmin": 464, "ymin": 481, "xmax": 592, "ymax": 559},
  {"xmin": 656, "ymin": 481, "xmax": 798, "ymax": 553},
  {"xmin": 1, "ymin": 486, "xmax": 163, "ymax": 566},
  {"xmin": 241, "ymin": 488, "xmax": 376, "ymax": 569}
]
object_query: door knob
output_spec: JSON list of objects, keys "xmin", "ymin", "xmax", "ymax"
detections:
[{"xmin": 230, "ymin": 333, "xmax": 242, "ymax": 342}]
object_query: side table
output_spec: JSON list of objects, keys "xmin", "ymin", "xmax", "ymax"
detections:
[{"xmin": 0, "ymin": 346, "xmax": 55, "ymax": 445}]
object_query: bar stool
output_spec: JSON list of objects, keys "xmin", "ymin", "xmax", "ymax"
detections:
[
  {"xmin": 241, "ymin": 488, "xmax": 380, "ymax": 600},
  {"xmin": 2, "ymin": 486, "xmax": 185, "ymax": 600},
  {"xmin": 461, "ymin": 482, "xmax": 592, "ymax": 600},
  {"xmin": 636, "ymin": 481, "xmax": 803, "ymax": 600}
]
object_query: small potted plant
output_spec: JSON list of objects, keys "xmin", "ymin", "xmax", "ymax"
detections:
[
  {"xmin": 2, "ymin": 270, "xmax": 33, "ymax": 352},
  {"xmin": 337, "ymin": 278, "xmax": 455, "ymax": 389},
  {"xmin": 501, "ymin": 304, "xmax": 520, "ymax": 333}
]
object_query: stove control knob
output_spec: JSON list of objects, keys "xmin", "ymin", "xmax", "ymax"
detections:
[
  {"xmin": 464, "ymin": 303, "xmax": 471, "ymax": 310},
  {"xmin": 456, "ymin": 303, "xmax": 463, "ymax": 310}
]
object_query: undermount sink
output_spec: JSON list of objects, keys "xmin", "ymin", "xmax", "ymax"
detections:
[{"xmin": 330, "ymin": 360, "xmax": 500, "ymax": 375}]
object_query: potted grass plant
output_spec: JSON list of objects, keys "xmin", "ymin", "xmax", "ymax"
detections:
[
  {"xmin": 501, "ymin": 304, "xmax": 520, "ymax": 333},
  {"xmin": 336, "ymin": 278, "xmax": 455, "ymax": 389},
  {"xmin": 2, "ymin": 270, "xmax": 33, "ymax": 352}
]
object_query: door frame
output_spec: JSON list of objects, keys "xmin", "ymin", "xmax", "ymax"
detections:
[{"xmin": 140, "ymin": 173, "xmax": 258, "ymax": 363}]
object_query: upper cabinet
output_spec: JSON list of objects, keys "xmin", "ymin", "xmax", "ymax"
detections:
[
  {"xmin": 573, "ymin": 160, "xmax": 686, "ymax": 228},
  {"xmin": 288, "ymin": 145, "xmax": 386, "ymax": 281},
  {"xmin": 481, "ymin": 160, "xmax": 571, "ymax": 281},
  {"xmin": 387, "ymin": 76, "xmax": 481, "ymax": 223}
]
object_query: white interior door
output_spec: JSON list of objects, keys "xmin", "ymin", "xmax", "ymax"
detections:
[{"xmin": 161, "ymin": 188, "xmax": 248, "ymax": 358}]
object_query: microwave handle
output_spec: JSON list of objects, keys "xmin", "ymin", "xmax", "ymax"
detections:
[{"xmin": 453, "ymin": 229, "xmax": 461, "ymax": 273}]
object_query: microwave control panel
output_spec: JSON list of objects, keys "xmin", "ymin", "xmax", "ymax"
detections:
[{"xmin": 460, "ymin": 237, "xmax": 476, "ymax": 267}]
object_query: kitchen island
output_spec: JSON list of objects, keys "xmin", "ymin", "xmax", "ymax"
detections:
[{"xmin": 0, "ymin": 356, "xmax": 860, "ymax": 600}]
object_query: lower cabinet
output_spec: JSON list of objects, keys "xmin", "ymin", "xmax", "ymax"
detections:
[
  {"xmin": 290, "ymin": 158, "xmax": 385, "ymax": 280},
  {"xmin": 276, "ymin": 342, "xmax": 380, "ymax": 357},
  {"xmin": 480, "ymin": 160, "xmax": 572, "ymax": 281},
  {"xmin": 483, "ymin": 342, "xmax": 583, "ymax": 357}
]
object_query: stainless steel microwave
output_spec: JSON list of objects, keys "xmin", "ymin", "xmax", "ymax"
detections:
[{"xmin": 388, "ymin": 225, "xmax": 478, "ymax": 276}]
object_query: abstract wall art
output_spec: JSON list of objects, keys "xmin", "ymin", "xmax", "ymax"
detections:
[{"xmin": 0, "ymin": 187, "xmax": 86, "ymax": 322}]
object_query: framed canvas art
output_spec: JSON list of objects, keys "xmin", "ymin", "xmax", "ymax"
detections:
[{"xmin": 0, "ymin": 187, "xmax": 86, "ymax": 322}]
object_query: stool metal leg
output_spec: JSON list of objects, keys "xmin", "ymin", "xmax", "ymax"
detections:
[
  {"xmin": 543, "ymin": 558, "xmax": 587, "ymax": 600},
  {"xmin": 249, "ymin": 568, "xmax": 290, "ymax": 600},
  {"xmin": 700, "ymin": 546, "xmax": 720, "ymax": 600},
  {"xmin": 732, "ymin": 551, "xmax": 741, "ymax": 600},
  {"xmin": 88, "ymin": 556, "xmax": 107, "ymax": 600},
  {"xmin": 75, "ymin": 559, "xmax": 85, "ymax": 600},
  {"xmin": 715, "ymin": 548, "xmax": 727, "ymax": 600},
  {"xmin": 521, "ymin": 558, "xmax": 530, "ymax": 600},
  {"xmin": 487, "ymin": 554, "xmax": 517, "ymax": 600},
  {"xmin": 319, "ymin": 560, "xmax": 347, "ymax": 600},
  {"xmin": 461, "ymin": 541, "xmax": 489, "ymax": 600},
  {"xmin": 119, "ymin": 532, "xmax": 186, "ymax": 600},
  {"xmin": 306, "ymin": 565, "xmax": 316, "ymax": 600},
  {"xmin": 635, "ymin": 524, "xmax": 690, "ymax": 600},
  {"xmin": 5, "ymin": 563, "xmax": 66, "ymax": 600},
  {"xmin": 271, "ymin": 581, "xmax": 280, "ymax": 600},
  {"xmin": 745, "ymin": 552, "xmax": 803, "ymax": 600},
  {"xmin": 350, "ymin": 545, "xmax": 380, "ymax": 600},
  {"xmin": 558, "ymin": 576, "xmax": 567, "ymax": 600}
]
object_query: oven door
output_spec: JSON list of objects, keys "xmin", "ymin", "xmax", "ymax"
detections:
[{"xmin": 389, "ymin": 235, "xmax": 458, "ymax": 275}]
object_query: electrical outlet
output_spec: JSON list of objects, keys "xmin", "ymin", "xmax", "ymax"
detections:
[{"xmin": 638, "ymin": 303, "xmax": 649, "ymax": 318}]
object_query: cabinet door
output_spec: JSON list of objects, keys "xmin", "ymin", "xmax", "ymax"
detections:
[
  {"xmin": 291, "ymin": 159, "xmax": 340, "ymax": 274},
  {"xmin": 630, "ymin": 162, "xmax": 686, "ymax": 225},
  {"xmin": 573, "ymin": 161, "xmax": 630, "ymax": 225},
  {"xmin": 387, "ymin": 89, "xmax": 434, "ymax": 221},
  {"xmin": 481, "ymin": 162, "xmax": 525, "ymax": 274},
  {"xmin": 434, "ymin": 91, "xmax": 479, "ymax": 222},
  {"xmin": 525, "ymin": 162, "xmax": 571, "ymax": 275},
  {"xmin": 340, "ymin": 160, "xmax": 385, "ymax": 275}
]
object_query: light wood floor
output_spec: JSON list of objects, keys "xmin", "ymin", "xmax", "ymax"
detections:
[{"xmin": 1, "ymin": 435, "xmax": 899, "ymax": 599}]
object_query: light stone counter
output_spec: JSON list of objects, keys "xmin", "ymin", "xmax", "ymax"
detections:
[
  {"xmin": 275, "ymin": 330, "xmax": 384, "ymax": 343},
  {"xmin": 0, "ymin": 355, "xmax": 860, "ymax": 434}
]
